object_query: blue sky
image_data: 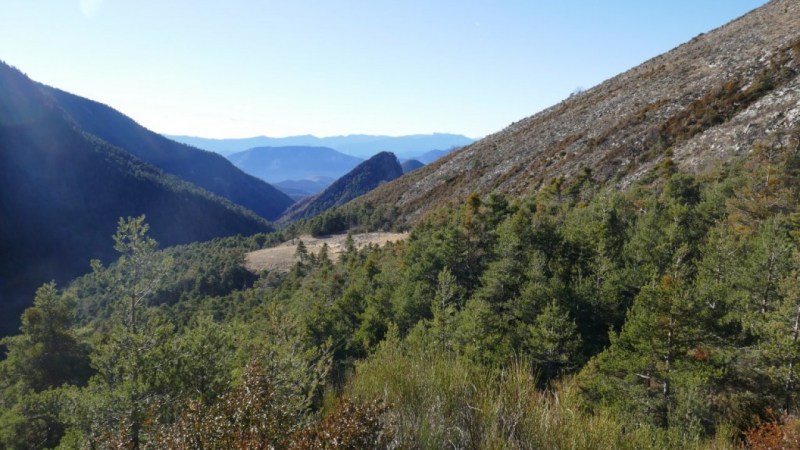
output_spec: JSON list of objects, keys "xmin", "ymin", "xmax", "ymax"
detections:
[{"xmin": 0, "ymin": 1, "xmax": 767, "ymax": 139}]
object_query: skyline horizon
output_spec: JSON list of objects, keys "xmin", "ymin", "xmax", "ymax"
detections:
[
  {"xmin": 164, "ymin": 130, "xmax": 482, "ymax": 140},
  {"xmin": 1, "ymin": 1, "xmax": 768, "ymax": 139}
]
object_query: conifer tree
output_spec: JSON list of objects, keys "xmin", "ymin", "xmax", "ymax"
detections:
[
  {"xmin": 526, "ymin": 300, "xmax": 581, "ymax": 382},
  {"xmin": 431, "ymin": 267, "xmax": 462, "ymax": 353},
  {"xmin": 76, "ymin": 216, "xmax": 174, "ymax": 448},
  {"xmin": 588, "ymin": 247, "xmax": 723, "ymax": 434}
]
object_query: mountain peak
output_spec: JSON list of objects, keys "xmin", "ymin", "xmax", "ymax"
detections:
[{"xmin": 279, "ymin": 151, "xmax": 403, "ymax": 223}]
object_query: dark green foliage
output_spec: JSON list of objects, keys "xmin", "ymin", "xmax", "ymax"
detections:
[
  {"xmin": 308, "ymin": 209, "xmax": 350, "ymax": 237},
  {"xmin": 6, "ymin": 126, "xmax": 800, "ymax": 448},
  {"xmin": 1, "ymin": 283, "xmax": 92, "ymax": 391},
  {"xmin": 0, "ymin": 283, "xmax": 91, "ymax": 448}
]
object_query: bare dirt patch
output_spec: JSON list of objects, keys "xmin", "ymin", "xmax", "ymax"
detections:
[{"xmin": 244, "ymin": 232, "xmax": 409, "ymax": 274}]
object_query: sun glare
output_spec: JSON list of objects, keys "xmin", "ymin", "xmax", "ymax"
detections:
[{"xmin": 79, "ymin": 0, "xmax": 104, "ymax": 18}]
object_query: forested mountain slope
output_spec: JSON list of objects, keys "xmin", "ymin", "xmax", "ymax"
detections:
[
  {"xmin": 0, "ymin": 61, "xmax": 273, "ymax": 337},
  {"xmin": 43, "ymin": 86, "xmax": 294, "ymax": 221},
  {"xmin": 7, "ymin": 2, "xmax": 800, "ymax": 449},
  {"xmin": 350, "ymin": 0, "xmax": 800, "ymax": 225},
  {"xmin": 279, "ymin": 151, "xmax": 403, "ymax": 223}
]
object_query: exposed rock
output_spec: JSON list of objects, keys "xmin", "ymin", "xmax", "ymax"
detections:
[{"xmin": 349, "ymin": 0, "xmax": 800, "ymax": 224}]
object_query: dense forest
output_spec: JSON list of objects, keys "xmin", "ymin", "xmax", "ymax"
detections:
[{"xmin": 3, "ymin": 124, "xmax": 800, "ymax": 448}]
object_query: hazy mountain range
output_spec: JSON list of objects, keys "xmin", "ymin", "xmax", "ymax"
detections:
[
  {"xmin": 226, "ymin": 146, "xmax": 363, "ymax": 184},
  {"xmin": 167, "ymin": 133, "xmax": 474, "ymax": 159},
  {"xmin": 273, "ymin": 177, "xmax": 336, "ymax": 200},
  {"xmin": 401, "ymin": 159, "xmax": 424, "ymax": 173}
]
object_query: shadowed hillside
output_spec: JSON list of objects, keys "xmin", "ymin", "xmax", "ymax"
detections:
[
  {"xmin": 0, "ymin": 62, "xmax": 274, "ymax": 337},
  {"xmin": 44, "ymin": 87, "xmax": 294, "ymax": 221}
]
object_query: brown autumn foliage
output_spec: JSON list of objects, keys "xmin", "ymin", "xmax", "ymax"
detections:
[
  {"xmin": 744, "ymin": 412, "xmax": 800, "ymax": 450},
  {"xmin": 292, "ymin": 398, "xmax": 394, "ymax": 450}
]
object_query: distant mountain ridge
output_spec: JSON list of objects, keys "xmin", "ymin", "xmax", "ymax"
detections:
[
  {"xmin": 227, "ymin": 146, "xmax": 363, "ymax": 183},
  {"xmin": 280, "ymin": 152, "xmax": 403, "ymax": 223},
  {"xmin": 273, "ymin": 177, "xmax": 336, "ymax": 200},
  {"xmin": 416, "ymin": 148, "xmax": 454, "ymax": 164},
  {"xmin": 167, "ymin": 133, "xmax": 474, "ymax": 159}
]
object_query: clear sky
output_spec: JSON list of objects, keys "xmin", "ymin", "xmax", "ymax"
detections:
[{"xmin": 0, "ymin": 1, "xmax": 768, "ymax": 139}]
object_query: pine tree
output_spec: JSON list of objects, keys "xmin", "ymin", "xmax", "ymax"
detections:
[
  {"xmin": 526, "ymin": 300, "xmax": 581, "ymax": 383},
  {"xmin": 0, "ymin": 283, "xmax": 92, "ymax": 448},
  {"xmin": 0, "ymin": 282, "xmax": 91, "ymax": 391},
  {"xmin": 77, "ymin": 216, "xmax": 174, "ymax": 448},
  {"xmin": 431, "ymin": 267, "xmax": 462, "ymax": 353},
  {"xmin": 588, "ymin": 247, "xmax": 724, "ymax": 434},
  {"xmin": 295, "ymin": 239, "xmax": 309, "ymax": 265},
  {"xmin": 757, "ymin": 249, "xmax": 800, "ymax": 413}
]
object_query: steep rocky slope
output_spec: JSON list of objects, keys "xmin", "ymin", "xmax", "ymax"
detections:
[{"xmin": 350, "ymin": 0, "xmax": 800, "ymax": 224}]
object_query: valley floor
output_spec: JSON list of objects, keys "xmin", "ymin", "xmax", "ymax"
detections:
[{"xmin": 244, "ymin": 232, "xmax": 408, "ymax": 273}]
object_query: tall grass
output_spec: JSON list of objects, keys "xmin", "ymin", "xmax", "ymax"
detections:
[{"xmin": 347, "ymin": 333, "xmax": 737, "ymax": 449}]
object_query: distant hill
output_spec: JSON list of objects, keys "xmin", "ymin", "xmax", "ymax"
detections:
[
  {"xmin": 168, "ymin": 133, "xmax": 474, "ymax": 159},
  {"xmin": 280, "ymin": 152, "xmax": 403, "ymax": 223},
  {"xmin": 227, "ymin": 146, "xmax": 363, "ymax": 183},
  {"xmin": 44, "ymin": 87, "xmax": 294, "ymax": 221},
  {"xmin": 401, "ymin": 159, "xmax": 424, "ymax": 173},
  {"xmin": 273, "ymin": 177, "xmax": 336, "ymax": 201},
  {"xmin": 347, "ymin": 0, "xmax": 800, "ymax": 225},
  {"xmin": 414, "ymin": 148, "xmax": 452, "ymax": 164},
  {"xmin": 0, "ymin": 61, "xmax": 274, "ymax": 337}
]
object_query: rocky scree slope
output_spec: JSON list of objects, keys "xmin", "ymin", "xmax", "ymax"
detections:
[{"xmin": 349, "ymin": 0, "xmax": 800, "ymax": 225}]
